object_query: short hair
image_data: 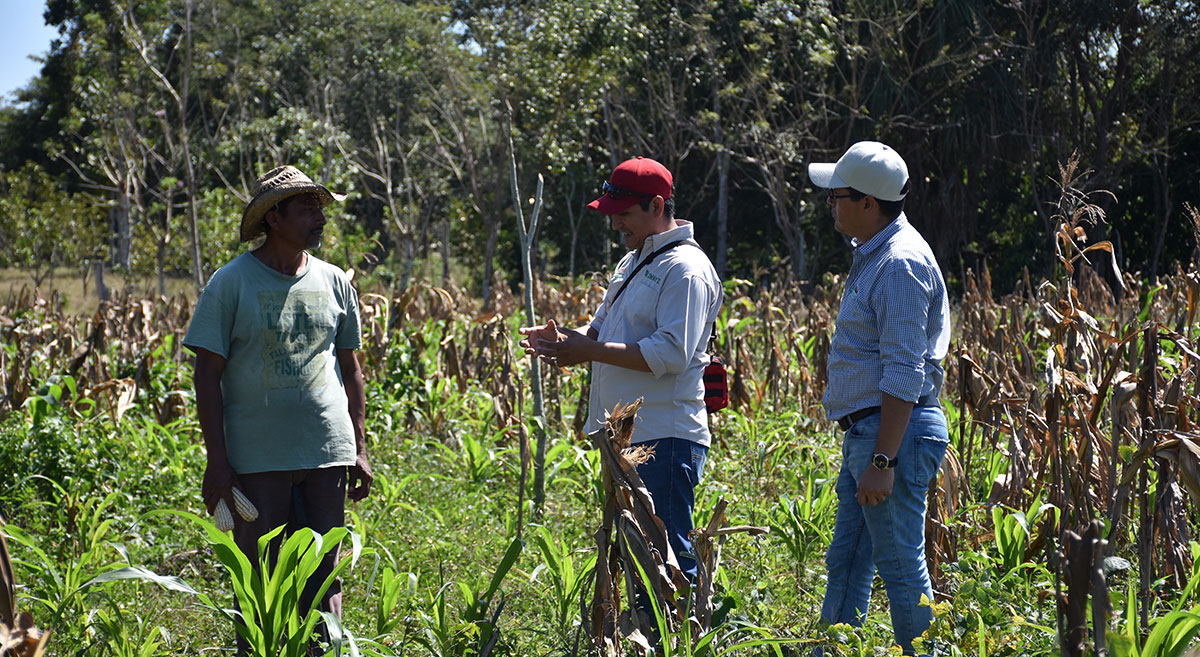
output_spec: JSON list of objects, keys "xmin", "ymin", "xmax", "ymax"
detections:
[
  {"xmin": 847, "ymin": 188, "xmax": 904, "ymax": 221},
  {"xmin": 638, "ymin": 196, "xmax": 675, "ymax": 218}
]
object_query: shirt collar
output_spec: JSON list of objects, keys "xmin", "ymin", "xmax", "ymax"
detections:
[
  {"xmin": 639, "ymin": 219, "xmax": 694, "ymax": 257},
  {"xmin": 852, "ymin": 212, "xmax": 908, "ymax": 256}
]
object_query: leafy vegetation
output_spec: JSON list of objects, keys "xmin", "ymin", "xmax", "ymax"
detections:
[
  {"xmin": 3, "ymin": 2, "xmax": 1200, "ymax": 655},
  {"xmin": 1, "ymin": 1, "xmax": 1198, "ymax": 296},
  {"xmin": 4, "ymin": 196, "xmax": 1200, "ymax": 653}
]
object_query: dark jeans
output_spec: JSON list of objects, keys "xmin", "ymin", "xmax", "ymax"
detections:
[
  {"xmin": 634, "ymin": 438, "xmax": 708, "ymax": 582},
  {"xmin": 232, "ymin": 466, "xmax": 346, "ymax": 655}
]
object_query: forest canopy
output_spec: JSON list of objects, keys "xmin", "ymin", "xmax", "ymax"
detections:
[{"xmin": 1, "ymin": 0, "xmax": 1197, "ymax": 298}]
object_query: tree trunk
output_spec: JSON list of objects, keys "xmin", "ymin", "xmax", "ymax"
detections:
[
  {"xmin": 92, "ymin": 259, "xmax": 110, "ymax": 302},
  {"xmin": 716, "ymin": 149, "xmax": 729, "ymax": 278},
  {"xmin": 480, "ymin": 218, "xmax": 500, "ymax": 308},
  {"xmin": 113, "ymin": 187, "xmax": 132, "ymax": 271},
  {"xmin": 183, "ymin": 0, "xmax": 205, "ymax": 290},
  {"xmin": 158, "ymin": 194, "xmax": 173, "ymax": 297},
  {"xmin": 441, "ymin": 219, "xmax": 451, "ymax": 285}
]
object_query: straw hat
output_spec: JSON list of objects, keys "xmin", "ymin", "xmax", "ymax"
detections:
[{"xmin": 240, "ymin": 166, "xmax": 347, "ymax": 242}]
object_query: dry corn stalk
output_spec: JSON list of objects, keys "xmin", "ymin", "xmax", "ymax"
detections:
[
  {"xmin": 587, "ymin": 400, "xmax": 766, "ymax": 653},
  {"xmin": 1, "ymin": 516, "xmax": 49, "ymax": 657}
]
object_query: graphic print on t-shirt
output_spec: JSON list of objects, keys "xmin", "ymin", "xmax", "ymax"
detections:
[{"xmin": 257, "ymin": 289, "xmax": 335, "ymax": 389}]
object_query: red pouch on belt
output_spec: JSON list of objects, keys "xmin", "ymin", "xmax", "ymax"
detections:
[{"xmin": 703, "ymin": 355, "xmax": 729, "ymax": 413}]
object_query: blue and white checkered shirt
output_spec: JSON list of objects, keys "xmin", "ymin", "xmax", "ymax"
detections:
[{"xmin": 822, "ymin": 213, "xmax": 950, "ymax": 421}]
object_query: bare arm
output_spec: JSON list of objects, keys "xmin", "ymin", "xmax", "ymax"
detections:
[
  {"xmin": 337, "ymin": 348, "xmax": 372, "ymax": 501},
  {"xmin": 856, "ymin": 392, "xmax": 914, "ymax": 506},
  {"xmin": 194, "ymin": 347, "xmax": 239, "ymax": 514},
  {"xmin": 521, "ymin": 318, "xmax": 648, "ymax": 371}
]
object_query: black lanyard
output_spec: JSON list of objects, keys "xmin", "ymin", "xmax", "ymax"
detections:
[
  {"xmin": 608, "ymin": 239, "xmax": 720, "ymax": 353},
  {"xmin": 609, "ymin": 239, "xmax": 687, "ymax": 306}
]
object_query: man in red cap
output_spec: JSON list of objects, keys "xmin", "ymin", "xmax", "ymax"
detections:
[{"xmin": 520, "ymin": 156, "xmax": 723, "ymax": 585}]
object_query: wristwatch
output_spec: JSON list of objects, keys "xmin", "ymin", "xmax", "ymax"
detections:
[{"xmin": 872, "ymin": 453, "xmax": 898, "ymax": 470}]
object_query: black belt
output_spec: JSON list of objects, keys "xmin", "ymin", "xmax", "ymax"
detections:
[
  {"xmin": 836, "ymin": 394, "xmax": 940, "ymax": 431},
  {"xmin": 837, "ymin": 406, "xmax": 880, "ymax": 431}
]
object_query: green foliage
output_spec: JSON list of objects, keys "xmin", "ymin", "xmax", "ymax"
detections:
[
  {"xmin": 9, "ymin": 274, "xmax": 1200, "ymax": 655},
  {"xmin": 202, "ymin": 520, "xmax": 363, "ymax": 657},
  {"xmin": 530, "ymin": 526, "xmax": 596, "ymax": 638},
  {"xmin": 990, "ymin": 492, "xmax": 1057, "ymax": 575},
  {"xmin": 3, "ymin": 0, "xmax": 1198, "ymax": 291},
  {"xmin": 0, "ymin": 163, "xmax": 104, "ymax": 283}
]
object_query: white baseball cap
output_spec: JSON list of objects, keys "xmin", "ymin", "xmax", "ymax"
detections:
[{"xmin": 807, "ymin": 141, "xmax": 910, "ymax": 202}]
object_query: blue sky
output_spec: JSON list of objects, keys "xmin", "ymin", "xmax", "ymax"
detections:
[{"xmin": 0, "ymin": 1, "xmax": 58, "ymax": 104}]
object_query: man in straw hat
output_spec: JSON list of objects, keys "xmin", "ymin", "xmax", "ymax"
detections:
[
  {"xmin": 183, "ymin": 165, "xmax": 371, "ymax": 653},
  {"xmin": 806, "ymin": 142, "xmax": 950, "ymax": 655},
  {"xmin": 519, "ymin": 157, "xmax": 723, "ymax": 587}
]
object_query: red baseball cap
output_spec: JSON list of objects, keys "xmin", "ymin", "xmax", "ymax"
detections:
[{"xmin": 587, "ymin": 157, "xmax": 673, "ymax": 215}]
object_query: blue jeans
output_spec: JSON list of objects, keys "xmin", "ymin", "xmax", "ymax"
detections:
[
  {"xmin": 820, "ymin": 406, "xmax": 948, "ymax": 655},
  {"xmin": 635, "ymin": 438, "xmax": 707, "ymax": 582}
]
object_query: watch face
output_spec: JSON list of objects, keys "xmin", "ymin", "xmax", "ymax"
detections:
[{"xmin": 873, "ymin": 454, "xmax": 891, "ymax": 470}]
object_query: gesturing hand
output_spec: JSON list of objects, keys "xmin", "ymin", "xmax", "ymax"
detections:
[
  {"xmin": 533, "ymin": 325, "xmax": 595, "ymax": 367},
  {"xmin": 518, "ymin": 318, "xmax": 563, "ymax": 358}
]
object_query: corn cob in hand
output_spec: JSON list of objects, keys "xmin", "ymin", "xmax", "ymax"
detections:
[{"xmin": 213, "ymin": 487, "xmax": 259, "ymax": 531}]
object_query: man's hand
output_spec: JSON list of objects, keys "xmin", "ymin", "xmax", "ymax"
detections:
[
  {"xmin": 348, "ymin": 452, "xmax": 373, "ymax": 501},
  {"xmin": 857, "ymin": 464, "xmax": 894, "ymax": 507},
  {"xmin": 533, "ymin": 324, "xmax": 597, "ymax": 367},
  {"xmin": 202, "ymin": 458, "xmax": 241, "ymax": 515},
  {"xmin": 518, "ymin": 319, "xmax": 564, "ymax": 357}
]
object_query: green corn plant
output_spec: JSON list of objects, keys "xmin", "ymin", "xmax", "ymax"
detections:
[
  {"xmin": 370, "ymin": 566, "xmax": 409, "ymax": 637},
  {"xmin": 1110, "ymin": 542, "xmax": 1200, "ymax": 657},
  {"xmin": 991, "ymin": 492, "xmax": 1056, "ymax": 575},
  {"xmin": 85, "ymin": 593, "xmax": 169, "ymax": 657},
  {"xmin": 414, "ymin": 583, "xmax": 459, "ymax": 657},
  {"xmin": 625, "ymin": 537, "xmax": 797, "ymax": 657},
  {"xmin": 414, "ymin": 537, "xmax": 522, "ymax": 657},
  {"xmin": 145, "ymin": 510, "xmax": 365, "ymax": 657},
  {"xmin": 544, "ymin": 441, "xmax": 604, "ymax": 508},
  {"xmin": 530, "ymin": 526, "xmax": 596, "ymax": 637},
  {"xmin": 3, "ymin": 487, "xmax": 125, "ymax": 628},
  {"xmin": 769, "ymin": 483, "xmax": 836, "ymax": 567}
]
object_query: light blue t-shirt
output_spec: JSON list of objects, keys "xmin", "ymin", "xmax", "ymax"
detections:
[{"xmin": 183, "ymin": 251, "xmax": 362, "ymax": 474}]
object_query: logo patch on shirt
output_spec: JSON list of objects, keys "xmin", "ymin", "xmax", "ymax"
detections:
[
  {"xmin": 611, "ymin": 265, "xmax": 629, "ymax": 285},
  {"xmin": 643, "ymin": 270, "xmax": 662, "ymax": 285}
]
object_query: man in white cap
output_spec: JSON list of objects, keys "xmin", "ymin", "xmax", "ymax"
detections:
[
  {"xmin": 806, "ymin": 142, "xmax": 950, "ymax": 655},
  {"xmin": 183, "ymin": 166, "xmax": 371, "ymax": 653},
  {"xmin": 518, "ymin": 156, "xmax": 723, "ymax": 587}
]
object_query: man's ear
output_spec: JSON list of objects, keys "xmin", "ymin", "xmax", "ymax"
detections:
[{"xmin": 654, "ymin": 196, "xmax": 665, "ymax": 217}]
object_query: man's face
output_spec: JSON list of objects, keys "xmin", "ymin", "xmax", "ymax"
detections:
[
  {"xmin": 827, "ymin": 187, "xmax": 866, "ymax": 238},
  {"xmin": 609, "ymin": 198, "xmax": 662, "ymax": 250},
  {"xmin": 271, "ymin": 193, "xmax": 327, "ymax": 250}
]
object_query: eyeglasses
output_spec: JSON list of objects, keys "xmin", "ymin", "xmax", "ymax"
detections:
[
  {"xmin": 603, "ymin": 180, "xmax": 654, "ymax": 200},
  {"xmin": 827, "ymin": 190, "xmax": 858, "ymax": 202}
]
